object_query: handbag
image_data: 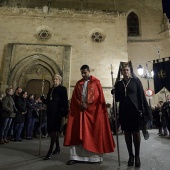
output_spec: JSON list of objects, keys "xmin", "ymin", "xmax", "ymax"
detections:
[
  {"xmin": 142, "ymin": 128, "xmax": 149, "ymax": 140},
  {"xmin": 32, "ymin": 109, "xmax": 39, "ymax": 118},
  {"xmin": 139, "ymin": 110, "xmax": 149, "ymax": 140}
]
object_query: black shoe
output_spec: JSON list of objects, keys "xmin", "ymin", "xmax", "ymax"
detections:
[
  {"xmin": 164, "ymin": 133, "xmax": 168, "ymax": 136},
  {"xmin": 135, "ymin": 156, "xmax": 141, "ymax": 167},
  {"xmin": 66, "ymin": 160, "xmax": 76, "ymax": 165},
  {"xmin": 43, "ymin": 152, "xmax": 52, "ymax": 160},
  {"xmin": 53, "ymin": 147, "xmax": 60, "ymax": 155},
  {"xmin": 127, "ymin": 154, "xmax": 134, "ymax": 166},
  {"xmin": 14, "ymin": 139, "xmax": 22, "ymax": 142}
]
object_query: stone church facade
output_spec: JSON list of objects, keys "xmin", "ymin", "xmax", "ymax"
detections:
[{"xmin": 0, "ymin": 0, "xmax": 169, "ymax": 106}]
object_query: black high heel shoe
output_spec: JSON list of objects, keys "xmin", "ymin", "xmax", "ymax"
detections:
[
  {"xmin": 43, "ymin": 152, "xmax": 52, "ymax": 160},
  {"xmin": 135, "ymin": 156, "xmax": 141, "ymax": 167},
  {"xmin": 127, "ymin": 154, "xmax": 134, "ymax": 166},
  {"xmin": 53, "ymin": 147, "xmax": 60, "ymax": 155}
]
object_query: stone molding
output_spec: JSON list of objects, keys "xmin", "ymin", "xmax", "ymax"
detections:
[
  {"xmin": 128, "ymin": 39, "xmax": 161, "ymax": 43},
  {"xmin": 0, "ymin": 7, "xmax": 126, "ymax": 21}
]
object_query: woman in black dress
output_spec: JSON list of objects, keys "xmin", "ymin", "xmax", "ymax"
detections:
[
  {"xmin": 42, "ymin": 74, "xmax": 68, "ymax": 160},
  {"xmin": 114, "ymin": 63, "xmax": 151, "ymax": 167}
]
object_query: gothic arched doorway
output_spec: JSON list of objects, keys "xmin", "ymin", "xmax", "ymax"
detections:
[{"xmin": 1, "ymin": 43, "xmax": 71, "ymax": 95}]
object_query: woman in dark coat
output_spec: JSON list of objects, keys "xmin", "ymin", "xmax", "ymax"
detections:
[
  {"xmin": 114, "ymin": 63, "xmax": 151, "ymax": 167},
  {"xmin": 42, "ymin": 74, "xmax": 68, "ymax": 160}
]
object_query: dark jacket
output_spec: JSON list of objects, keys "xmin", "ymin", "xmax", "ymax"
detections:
[
  {"xmin": 26, "ymin": 99, "xmax": 39, "ymax": 118},
  {"xmin": 14, "ymin": 96, "xmax": 27, "ymax": 122},
  {"xmin": 0, "ymin": 100, "xmax": 2, "ymax": 117},
  {"xmin": 115, "ymin": 77, "xmax": 151, "ymax": 121},
  {"xmin": 42, "ymin": 85, "xmax": 68, "ymax": 118},
  {"xmin": 162, "ymin": 101, "xmax": 170, "ymax": 118},
  {"xmin": 1, "ymin": 95, "xmax": 16, "ymax": 118}
]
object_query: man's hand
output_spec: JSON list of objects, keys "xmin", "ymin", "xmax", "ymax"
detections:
[
  {"xmin": 111, "ymin": 89, "xmax": 115, "ymax": 95},
  {"xmin": 40, "ymin": 95, "xmax": 46, "ymax": 101},
  {"xmin": 80, "ymin": 102, "xmax": 87, "ymax": 110}
]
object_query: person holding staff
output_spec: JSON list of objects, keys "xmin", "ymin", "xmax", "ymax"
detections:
[
  {"xmin": 64, "ymin": 65, "xmax": 115, "ymax": 165},
  {"xmin": 41, "ymin": 74, "xmax": 68, "ymax": 160},
  {"xmin": 114, "ymin": 63, "xmax": 151, "ymax": 167}
]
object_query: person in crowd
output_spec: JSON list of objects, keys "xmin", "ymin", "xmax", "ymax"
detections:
[
  {"xmin": 0, "ymin": 91, "xmax": 5, "ymax": 101},
  {"xmin": 12, "ymin": 87, "xmax": 22, "ymax": 101},
  {"xmin": 162, "ymin": 95, "xmax": 170, "ymax": 137},
  {"xmin": 64, "ymin": 65, "xmax": 115, "ymax": 165},
  {"xmin": 36, "ymin": 98, "xmax": 48, "ymax": 138},
  {"xmin": 0, "ymin": 91, "xmax": 5, "ymax": 115},
  {"xmin": 106, "ymin": 103, "xmax": 115, "ymax": 134},
  {"xmin": 41, "ymin": 74, "xmax": 68, "ymax": 160},
  {"xmin": 147, "ymin": 107, "xmax": 154, "ymax": 129},
  {"xmin": 153, "ymin": 102, "xmax": 164, "ymax": 135},
  {"xmin": 13, "ymin": 91, "xmax": 27, "ymax": 142},
  {"xmin": 151, "ymin": 105, "xmax": 159, "ymax": 129},
  {"xmin": 159, "ymin": 101, "xmax": 168, "ymax": 136},
  {"xmin": 25, "ymin": 94, "xmax": 39, "ymax": 139},
  {"xmin": 0, "ymin": 88, "xmax": 16, "ymax": 144},
  {"xmin": 7, "ymin": 87, "xmax": 23, "ymax": 140},
  {"xmin": 114, "ymin": 63, "xmax": 151, "ymax": 167}
]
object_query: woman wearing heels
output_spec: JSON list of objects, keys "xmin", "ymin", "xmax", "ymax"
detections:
[
  {"xmin": 114, "ymin": 63, "xmax": 151, "ymax": 167},
  {"xmin": 41, "ymin": 74, "xmax": 68, "ymax": 160}
]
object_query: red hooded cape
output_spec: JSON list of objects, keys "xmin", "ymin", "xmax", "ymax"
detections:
[{"xmin": 64, "ymin": 76, "xmax": 115, "ymax": 154}]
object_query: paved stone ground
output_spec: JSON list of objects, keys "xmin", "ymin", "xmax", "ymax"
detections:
[{"xmin": 0, "ymin": 129, "xmax": 170, "ymax": 170}]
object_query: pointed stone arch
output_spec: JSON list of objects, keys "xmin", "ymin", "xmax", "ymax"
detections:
[
  {"xmin": 127, "ymin": 10, "xmax": 140, "ymax": 36},
  {"xmin": 8, "ymin": 54, "xmax": 61, "ymax": 89},
  {"xmin": 0, "ymin": 43, "xmax": 71, "ymax": 92}
]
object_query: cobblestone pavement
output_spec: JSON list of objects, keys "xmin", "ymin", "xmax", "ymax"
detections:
[{"xmin": 0, "ymin": 129, "xmax": 170, "ymax": 170}]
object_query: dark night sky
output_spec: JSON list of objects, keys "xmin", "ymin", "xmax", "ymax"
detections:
[{"xmin": 162, "ymin": 0, "xmax": 170, "ymax": 19}]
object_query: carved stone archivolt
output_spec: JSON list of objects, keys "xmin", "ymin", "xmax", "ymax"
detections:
[
  {"xmin": 9, "ymin": 54, "xmax": 60, "ymax": 89},
  {"xmin": 1, "ymin": 43, "xmax": 71, "ymax": 91}
]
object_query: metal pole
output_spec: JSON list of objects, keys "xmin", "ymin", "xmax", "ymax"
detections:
[
  {"xmin": 145, "ymin": 63, "xmax": 152, "ymax": 107},
  {"xmin": 157, "ymin": 47, "xmax": 160, "ymax": 59},
  {"xmin": 111, "ymin": 64, "xmax": 121, "ymax": 167},
  {"xmin": 147, "ymin": 78, "xmax": 152, "ymax": 107},
  {"xmin": 38, "ymin": 78, "xmax": 45, "ymax": 155},
  {"xmin": 164, "ymin": 87, "xmax": 167, "ymax": 100}
]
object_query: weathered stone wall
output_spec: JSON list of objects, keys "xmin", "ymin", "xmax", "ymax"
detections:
[
  {"xmin": 0, "ymin": 7, "xmax": 127, "ymax": 101},
  {"xmin": 0, "ymin": 0, "xmax": 169, "ymax": 106}
]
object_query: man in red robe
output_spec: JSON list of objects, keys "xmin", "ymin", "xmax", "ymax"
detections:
[{"xmin": 64, "ymin": 65, "xmax": 115, "ymax": 165}]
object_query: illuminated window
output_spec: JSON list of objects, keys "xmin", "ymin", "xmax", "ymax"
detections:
[{"xmin": 127, "ymin": 12, "xmax": 140, "ymax": 36}]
